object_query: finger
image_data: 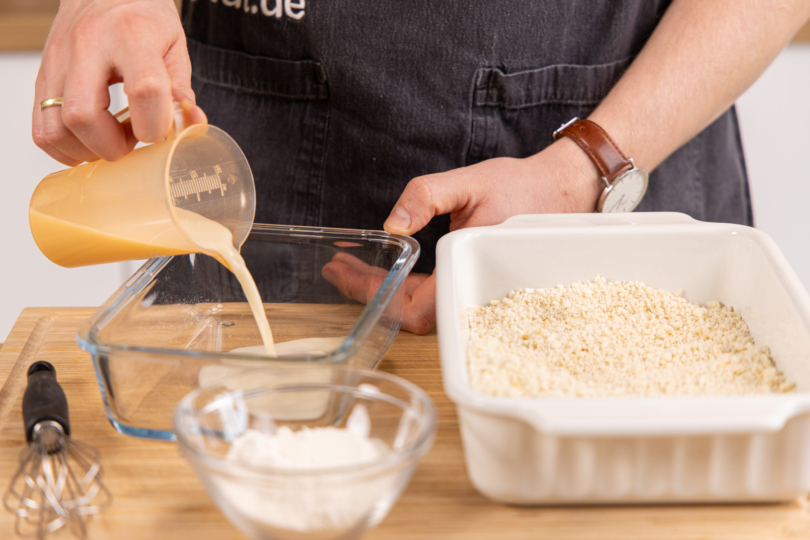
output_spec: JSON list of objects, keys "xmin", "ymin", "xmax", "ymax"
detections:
[
  {"xmin": 322, "ymin": 261, "xmax": 363, "ymax": 301},
  {"xmin": 32, "ymin": 129, "xmax": 83, "ymax": 166},
  {"xmin": 61, "ymin": 50, "xmax": 133, "ymax": 161},
  {"xmin": 330, "ymin": 252, "xmax": 389, "ymax": 279},
  {"xmin": 33, "ymin": 99, "xmax": 82, "ymax": 165},
  {"xmin": 166, "ymin": 40, "xmax": 209, "ymax": 126},
  {"xmin": 384, "ymin": 171, "xmax": 475, "ymax": 236},
  {"xmin": 178, "ymin": 98, "xmax": 208, "ymax": 126},
  {"xmin": 404, "ymin": 272, "xmax": 431, "ymax": 296},
  {"xmin": 34, "ymin": 58, "xmax": 101, "ymax": 164},
  {"xmin": 163, "ymin": 39, "xmax": 205, "ymax": 118},
  {"xmin": 400, "ymin": 273, "xmax": 436, "ymax": 335},
  {"xmin": 43, "ymin": 107, "xmax": 108, "ymax": 162},
  {"xmin": 118, "ymin": 40, "xmax": 174, "ymax": 143},
  {"xmin": 322, "ymin": 260, "xmax": 385, "ymax": 304}
]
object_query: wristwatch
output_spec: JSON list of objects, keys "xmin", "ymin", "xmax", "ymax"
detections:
[{"xmin": 553, "ymin": 117, "xmax": 648, "ymax": 213}]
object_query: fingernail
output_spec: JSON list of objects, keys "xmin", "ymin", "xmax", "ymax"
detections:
[
  {"xmin": 385, "ymin": 206, "xmax": 411, "ymax": 233},
  {"xmin": 321, "ymin": 267, "xmax": 335, "ymax": 283}
]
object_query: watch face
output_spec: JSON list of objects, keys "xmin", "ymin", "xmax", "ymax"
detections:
[{"xmin": 599, "ymin": 169, "xmax": 649, "ymax": 213}]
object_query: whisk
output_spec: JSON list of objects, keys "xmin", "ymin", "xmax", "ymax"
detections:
[{"xmin": 4, "ymin": 361, "xmax": 112, "ymax": 539}]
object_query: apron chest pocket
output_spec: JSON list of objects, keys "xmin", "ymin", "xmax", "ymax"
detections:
[
  {"xmin": 467, "ymin": 57, "xmax": 632, "ymax": 164},
  {"xmin": 188, "ymin": 38, "xmax": 330, "ymax": 228}
]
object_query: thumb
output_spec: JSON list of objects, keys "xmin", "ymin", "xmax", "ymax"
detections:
[
  {"xmin": 174, "ymin": 94, "xmax": 208, "ymax": 126},
  {"xmin": 383, "ymin": 171, "xmax": 473, "ymax": 235},
  {"xmin": 166, "ymin": 40, "xmax": 207, "ymax": 125}
]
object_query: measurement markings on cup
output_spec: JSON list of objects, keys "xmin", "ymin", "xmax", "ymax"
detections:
[{"xmin": 171, "ymin": 165, "xmax": 240, "ymax": 202}]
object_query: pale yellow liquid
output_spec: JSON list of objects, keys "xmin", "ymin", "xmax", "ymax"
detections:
[
  {"xmin": 199, "ymin": 340, "xmax": 345, "ymax": 420},
  {"xmin": 198, "ymin": 339, "xmax": 346, "ymax": 388},
  {"xmin": 30, "ymin": 206, "xmax": 277, "ymax": 357},
  {"xmin": 30, "ymin": 209, "xmax": 196, "ymax": 267},
  {"xmin": 232, "ymin": 339, "xmax": 345, "ymax": 357},
  {"xmin": 174, "ymin": 208, "xmax": 276, "ymax": 357}
]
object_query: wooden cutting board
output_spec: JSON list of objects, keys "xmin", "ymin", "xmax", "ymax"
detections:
[{"xmin": 2, "ymin": 307, "xmax": 810, "ymax": 540}]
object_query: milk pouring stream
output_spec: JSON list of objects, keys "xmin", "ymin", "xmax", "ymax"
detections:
[
  {"xmin": 29, "ymin": 118, "xmax": 283, "ymax": 356},
  {"xmin": 175, "ymin": 208, "xmax": 277, "ymax": 357}
]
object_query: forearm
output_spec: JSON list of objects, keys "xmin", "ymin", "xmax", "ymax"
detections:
[
  {"xmin": 387, "ymin": 0, "xmax": 810, "ymax": 243},
  {"xmin": 589, "ymin": 0, "xmax": 810, "ymax": 173}
]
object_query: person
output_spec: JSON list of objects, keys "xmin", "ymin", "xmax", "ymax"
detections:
[{"xmin": 33, "ymin": 0, "xmax": 810, "ymax": 334}]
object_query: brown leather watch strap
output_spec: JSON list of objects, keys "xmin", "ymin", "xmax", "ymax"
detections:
[{"xmin": 554, "ymin": 118, "xmax": 633, "ymax": 183}]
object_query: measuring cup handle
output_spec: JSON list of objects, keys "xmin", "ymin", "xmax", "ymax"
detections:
[
  {"xmin": 112, "ymin": 102, "xmax": 186, "ymax": 135},
  {"xmin": 114, "ymin": 107, "xmax": 131, "ymax": 125}
]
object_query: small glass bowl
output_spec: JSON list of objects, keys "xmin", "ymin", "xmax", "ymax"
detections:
[{"xmin": 174, "ymin": 365, "xmax": 436, "ymax": 540}]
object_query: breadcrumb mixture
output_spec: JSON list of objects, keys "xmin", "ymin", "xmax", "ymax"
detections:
[{"xmin": 467, "ymin": 277, "xmax": 795, "ymax": 397}]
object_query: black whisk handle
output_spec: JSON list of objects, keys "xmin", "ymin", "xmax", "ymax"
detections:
[{"xmin": 23, "ymin": 361, "xmax": 70, "ymax": 443}]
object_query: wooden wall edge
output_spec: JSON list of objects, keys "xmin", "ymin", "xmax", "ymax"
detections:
[
  {"xmin": 1, "ymin": 10, "xmax": 808, "ymax": 52},
  {"xmin": 0, "ymin": 14, "xmax": 54, "ymax": 52}
]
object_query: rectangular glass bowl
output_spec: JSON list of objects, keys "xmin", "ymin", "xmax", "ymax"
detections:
[{"xmin": 78, "ymin": 224, "xmax": 419, "ymax": 440}]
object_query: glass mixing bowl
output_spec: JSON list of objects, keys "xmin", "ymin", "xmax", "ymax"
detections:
[
  {"xmin": 78, "ymin": 224, "xmax": 420, "ymax": 440},
  {"xmin": 173, "ymin": 365, "xmax": 436, "ymax": 540}
]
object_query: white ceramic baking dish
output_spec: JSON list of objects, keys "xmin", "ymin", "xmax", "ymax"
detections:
[{"xmin": 436, "ymin": 213, "xmax": 810, "ymax": 504}]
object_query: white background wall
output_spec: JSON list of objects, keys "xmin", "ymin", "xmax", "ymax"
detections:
[
  {"xmin": 736, "ymin": 45, "xmax": 810, "ymax": 288},
  {"xmin": 0, "ymin": 53, "xmax": 136, "ymax": 342},
  {"xmin": 0, "ymin": 46, "xmax": 809, "ymax": 342}
]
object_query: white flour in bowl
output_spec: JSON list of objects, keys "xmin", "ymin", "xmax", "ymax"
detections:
[
  {"xmin": 216, "ymin": 424, "xmax": 393, "ymax": 540},
  {"xmin": 226, "ymin": 426, "xmax": 385, "ymax": 469}
]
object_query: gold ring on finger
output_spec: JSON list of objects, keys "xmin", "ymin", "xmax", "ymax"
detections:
[{"xmin": 40, "ymin": 97, "xmax": 64, "ymax": 111}]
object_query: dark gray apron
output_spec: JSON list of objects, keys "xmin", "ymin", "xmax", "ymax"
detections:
[{"xmin": 182, "ymin": 0, "xmax": 752, "ymax": 274}]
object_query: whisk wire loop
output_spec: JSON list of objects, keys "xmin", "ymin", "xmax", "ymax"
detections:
[{"xmin": 5, "ymin": 414, "xmax": 111, "ymax": 538}]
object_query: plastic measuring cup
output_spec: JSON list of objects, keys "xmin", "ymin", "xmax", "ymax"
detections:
[{"xmin": 29, "ymin": 108, "xmax": 255, "ymax": 268}]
